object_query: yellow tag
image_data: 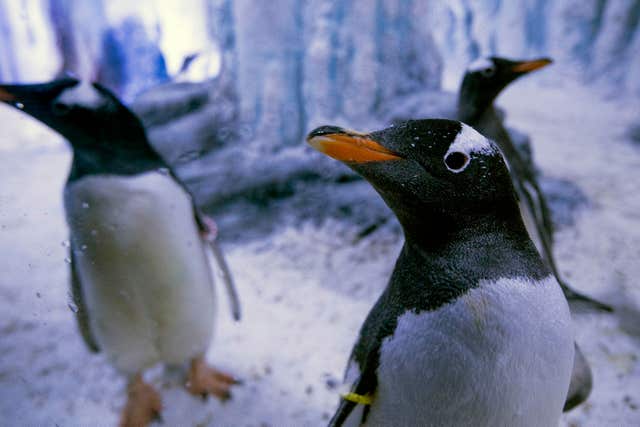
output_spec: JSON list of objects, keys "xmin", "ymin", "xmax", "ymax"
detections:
[{"xmin": 342, "ymin": 392, "xmax": 373, "ymax": 405}]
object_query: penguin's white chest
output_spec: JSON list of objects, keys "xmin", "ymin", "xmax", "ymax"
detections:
[
  {"xmin": 367, "ymin": 277, "xmax": 574, "ymax": 427},
  {"xmin": 65, "ymin": 172, "xmax": 216, "ymax": 373}
]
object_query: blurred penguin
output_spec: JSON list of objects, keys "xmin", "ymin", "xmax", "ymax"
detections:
[
  {"xmin": 457, "ymin": 56, "xmax": 611, "ymax": 312},
  {"xmin": 0, "ymin": 78, "xmax": 241, "ymax": 426}
]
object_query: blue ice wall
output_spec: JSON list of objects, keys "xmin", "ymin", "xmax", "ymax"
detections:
[
  {"xmin": 428, "ymin": 0, "xmax": 640, "ymax": 92},
  {"xmin": 0, "ymin": 0, "xmax": 638, "ymax": 146},
  {"xmin": 0, "ymin": 0, "xmax": 443, "ymax": 146}
]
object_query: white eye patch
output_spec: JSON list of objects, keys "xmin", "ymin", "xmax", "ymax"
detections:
[
  {"xmin": 444, "ymin": 124, "xmax": 497, "ymax": 173},
  {"xmin": 54, "ymin": 81, "xmax": 106, "ymax": 109},
  {"xmin": 467, "ymin": 57, "xmax": 493, "ymax": 73}
]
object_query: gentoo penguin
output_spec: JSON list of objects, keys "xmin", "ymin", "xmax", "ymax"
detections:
[
  {"xmin": 0, "ymin": 79, "xmax": 241, "ymax": 426},
  {"xmin": 458, "ymin": 56, "xmax": 612, "ymax": 312},
  {"xmin": 307, "ymin": 120, "xmax": 576, "ymax": 426}
]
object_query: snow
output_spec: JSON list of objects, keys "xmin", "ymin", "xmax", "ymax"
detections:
[{"xmin": 1, "ymin": 77, "xmax": 640, "ymax": 427}]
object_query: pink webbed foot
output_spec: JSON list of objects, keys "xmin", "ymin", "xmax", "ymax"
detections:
[
  {"xmin": 185, "ymin": 356, "xmax": 239, "ymax": 401},
  {"xmin": 119, "ymin": 374, "xmax": 162, "ymax": 427}
]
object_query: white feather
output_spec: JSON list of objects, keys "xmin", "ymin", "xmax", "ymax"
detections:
[
  {"xmin": 344, "ymin": 276, "xmax": 574, "ymax": 427},
  {"xmin": 467, "ymin": 57, "xmax": 493, "ymax": 72},
  {"xmin": 55, "ymin": 81, "xmax": 106, "ymax": 109},
  {"xmin": 65, "ymin": 171, "xmax": 216, "ymax": 374},
  {"xmin": 445, "ymin": 124, "xmax": 498, "ymax": 172}
]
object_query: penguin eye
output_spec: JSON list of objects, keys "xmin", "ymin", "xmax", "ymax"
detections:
[
  {"xmin": 480, "ymin": 66, "xmax": 496, "ymax": 78},
  {"xmin": 52, "ymin": 101, "xmax": 72, "ymax": 116},
  {"xmin": 444, "ymin": 151, "xmax": 470, "ymax": 173}
]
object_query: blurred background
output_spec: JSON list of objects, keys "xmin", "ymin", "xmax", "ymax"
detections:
[{"xmin": 0, "ymin": 1, "xmax": 639, "ymax": 426}]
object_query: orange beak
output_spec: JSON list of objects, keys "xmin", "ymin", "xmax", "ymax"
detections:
[
  {"xmin": 307, "ymin": 130, "xmax": 401, "ymax": 163},
  {"xmin": 511, "ymin": 58, "xmax": 552, "ymax": 73}
]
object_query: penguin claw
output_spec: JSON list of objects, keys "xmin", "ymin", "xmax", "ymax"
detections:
[
  {"xmin": 199, "ymin": 215, "xmax": 218, "ymax": 242},
  {"xmin": 119, "ymin": 374, "xmax": 163, "ymax": 427},
  {"xmin": 186, "ymin": 356, "xmax": 239, "ymax": 402}
]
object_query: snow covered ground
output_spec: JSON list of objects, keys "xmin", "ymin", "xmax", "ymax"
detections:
[{"xmin": 0, "ymin": 77, "xmax": 639, "ymax": 426}]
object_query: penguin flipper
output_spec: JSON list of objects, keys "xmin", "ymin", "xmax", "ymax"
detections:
[
  {"xmin": 69, "ymin": 243, "xmax": 100, "ymax": 353},
  {"xmin": 564, "ymin": 343, "xmax": 593, "ymax": 412},
  {"xmin": 516, "ymin": 177, "xmax": 612, "ymax": 311},
  {"xmin": 196, "ymin": 211, "xmax": 242, "ymax": 321},
  {"xmin": 328, "ymin": 373, "xmax": 376, "ymax": 427},
  {"xmin": 328, "ymin": 399, "xmax": 358, "ymax": 427}
]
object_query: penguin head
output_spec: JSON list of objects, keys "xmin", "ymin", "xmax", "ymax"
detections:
[
  {"xmin": 459, "ymin": 56, "xmax": 552, "ymax": 116},
  {"xmin": 307, "ymin": 119, "xmax": 518, "ymax": 231},
  {"xmin": 0, "ymin": 78, "xmax": 147, "ymax": 150}
]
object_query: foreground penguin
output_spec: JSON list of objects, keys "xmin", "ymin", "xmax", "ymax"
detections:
[
  {"xmin": 457, "ymin": 56, "xmax": 611, "ymax": 312},
  {"xmin": 308, "ymin": 120, "xmax": 576, "ymax": 426},
  {"xmin": 0, "ymin": 79, "xmax": 241, "ymax": 426}
]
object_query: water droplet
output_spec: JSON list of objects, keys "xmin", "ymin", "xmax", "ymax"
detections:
[
  {"xmin": 82, "ymin": 202, "xmax": 90, "ymax": 209},
  {"xmin": 67, "ymin": 301, "xmax": 79, "ymax": 313},
  {"xmin": 90, "ymin": 229, "xmax": 98, "ymax": 236},
  {"xmin": 81, "ymin": 244, "xmax": 87, "ymax": 251},
  {"xmin": 413, "ymin": 136, "xmax": 419, "ymax": 141},
  {"xmin": 61, "ymin": 240, "xmax": 70, "ymax": 248},
  {"xmin": 36, "ymin": 292, "xmax": 41, "ymax": 298},
  {"xmin": 157, "ymin": 167, "xmax": 170, "ymax": 175},
  {"xmin": 64, "ymin": 257, "xmax": 71, "ymax": 264},
  {"xmin": 410, "ymin": 143, "xmax": 416, "ymax": 148},
  {"xmin": 15, "ymin": 102, "xmax": 24, "ymax": 110}
]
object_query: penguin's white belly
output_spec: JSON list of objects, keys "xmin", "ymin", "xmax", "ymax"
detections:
[
  {"xmin": 65, "ymin": 172, "xmax": 216, "ymax": 374},
  {"xmin": 360, "ymin": 276, "xmax": 574, "ymax": 427}
]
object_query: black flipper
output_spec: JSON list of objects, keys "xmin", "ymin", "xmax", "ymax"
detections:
[
  {"xmin": 69, "ymin": 243, "xmax": 100, "ymax": 353},
  {"xmin": 511, "ymin": 152, "xmax": 612, "ymax": 312},
  {"xmin": 564, "ymin": 343, "xmax": 593, "ymax": 412},
  {"xmin": 193, "ymin": 208, "xmax": 242, "ymax": 321},
  {"xmin": 328, "ymin": 375, "xmax": 375, "ymax": 427},
  {"xmin": 328, "ymin": 399, "xmax": 358, "ymax": 427}
]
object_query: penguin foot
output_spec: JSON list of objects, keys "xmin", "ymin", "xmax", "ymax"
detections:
[
  {"xmin": 185, "ymin": 356, "xmax": 239, "ymax": 401},
  {"xmin": 119, "ymin": 374, "xmax": 162, "ymax": 427},
  {"xmin": 562, "ymin": 284, "xmax": 613, "ymax": 312}
]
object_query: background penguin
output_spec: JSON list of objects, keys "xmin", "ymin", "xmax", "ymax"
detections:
[
  {"xmin": 457, "ymin": 56, "xmax": 611, "ymax": 312},
  {"xmin": 307, "ymin": 120, "xmax": 576, "ymax": 426},
  {"xmin": 457, "ymin": 57, "xmax": 611, "ymax": 311},
  {"xmin": 0, "ymin": 79, "xmax": 241, "ymax": 427},
  {"xmin": 458, "ymin": 57, "xmax": 598, "ymax": 410}
]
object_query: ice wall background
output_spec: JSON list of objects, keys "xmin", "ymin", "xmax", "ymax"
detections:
[
  {"xmin": 2, "ymin": 0, "xmax": 639, "ymax": 141},
  {"xmin": 2, "ymin": 0, "xmax": 638, "ymax": 233},
  {"xmin": 1, "ymin": 1, "xmax": 640, "ymax": 426}
]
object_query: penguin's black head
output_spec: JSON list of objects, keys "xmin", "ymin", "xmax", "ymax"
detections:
[
  {"xmin": 458, "ymin": 56, "xmax": 552, "ymax": 118},
  {"xmin": 0, "ymin": 78, "xmax": 147, "ymax": 150},
  {"xmin": 307, "ymin": 119, "xmax": 519, "ymax": 234}
]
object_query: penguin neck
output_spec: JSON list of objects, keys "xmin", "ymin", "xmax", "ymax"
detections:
[
  {"xmin": 68, "ymin": 138, "xmax": 165, "ymax": 182},
  {"xmin": 397, "ymin": 202, "xmax": 522, "ymax": 251},
  {"xmin": 396, "ymin": 201, "xmax": 545, "ymax": 280},
  {"xmin": 456, "ymin": 94, "xmax": 495, "ymax": 125},
  {"xmin": 388, "ymin": 207, "xmax": 547, "ymax": 309},
  {"xmin": 456, "ymin": 76, "xmax": 503, "ymax": 125}
]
